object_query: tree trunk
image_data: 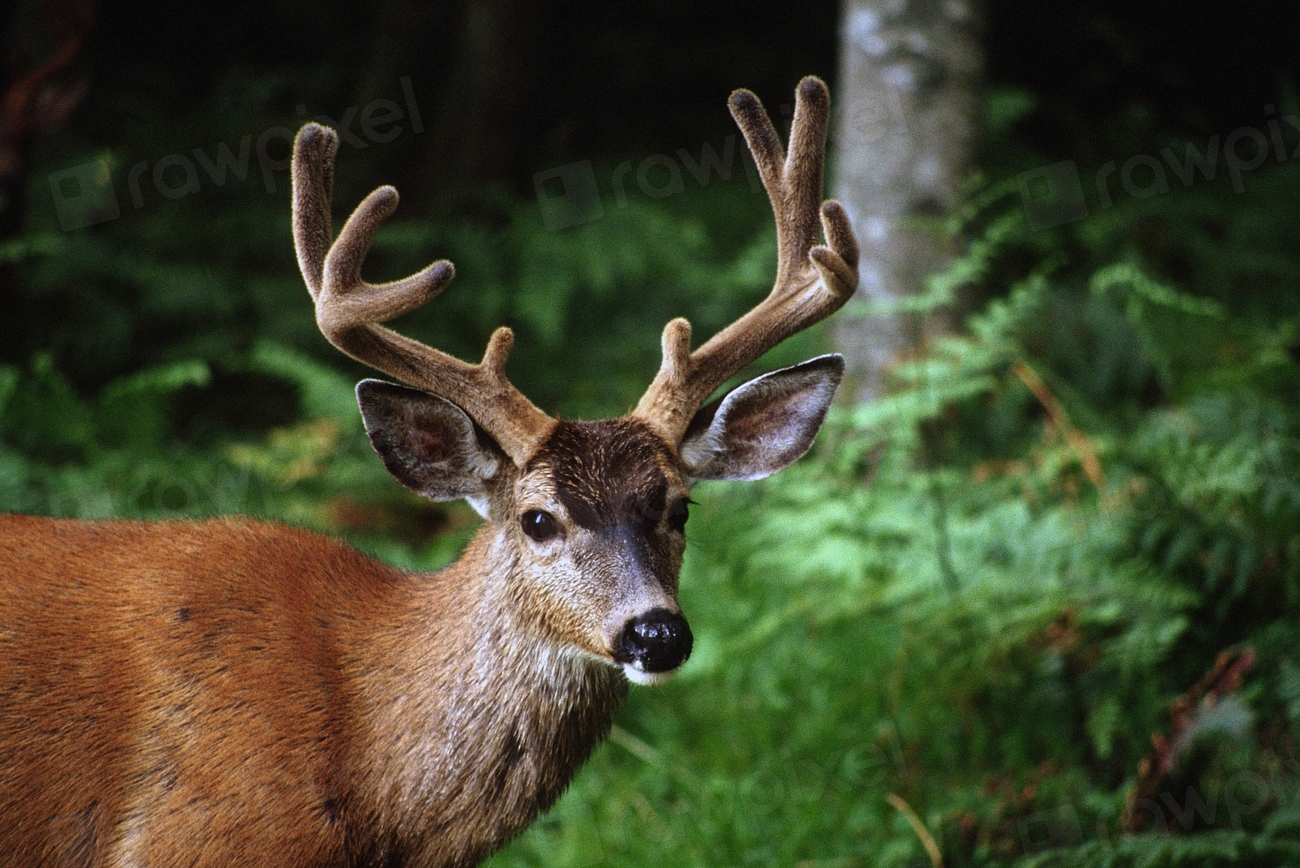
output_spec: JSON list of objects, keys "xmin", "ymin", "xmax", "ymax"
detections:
[
  {"xmin": 422, "ymin": 0, "xmax": 539, "ymax": 193},
  {"xmin": 830, "ymin": 0, "xmax": 983, "ymax": 403}
]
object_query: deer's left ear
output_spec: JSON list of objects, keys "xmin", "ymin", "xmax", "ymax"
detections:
[
  {"xmin": 356, "ymin": 379, "xmax": 502, "ymax": 516},
  {"xmin": 679, "ymin": 354, "xmax": 843, "ymax": 482}
]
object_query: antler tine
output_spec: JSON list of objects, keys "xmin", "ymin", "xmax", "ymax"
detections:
[
  {"xmin": 291, "ymin": 123, "xmax": 337, "ymax": 300},
  {"xmin": 291, "ymin": 123, "xmax": 556, "ymax": 466},
  {"xmin": 632, "ymin": 76, "xmax": 859, "ymax": 443}
]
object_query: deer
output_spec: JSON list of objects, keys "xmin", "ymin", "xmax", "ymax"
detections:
[{"xmin": 0, "ymin": 76, "xmax": 857, "ymax": 867}]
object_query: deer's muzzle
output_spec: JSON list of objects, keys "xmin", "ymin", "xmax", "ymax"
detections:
[{"xmin": 613, "ymin": 608, "xmax": 693, "ymax": 685}]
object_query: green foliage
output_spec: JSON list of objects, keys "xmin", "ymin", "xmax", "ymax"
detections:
[
  {"xmin": 492, "ymin": 165, "xmax": 1300, "ymax": 866},
  {"xmin": 5, "ymin": 90, "xmax": 1300, "ymax": 868}
]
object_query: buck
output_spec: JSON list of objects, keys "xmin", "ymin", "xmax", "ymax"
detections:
[{"xmin": 0, "ymin": 77, "xmax": 857, "ymax": 867}]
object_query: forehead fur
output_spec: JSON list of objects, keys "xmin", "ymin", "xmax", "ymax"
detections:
[{"xmin": 528, "ymin": 419, "xmax": 676, "ymax": 530}]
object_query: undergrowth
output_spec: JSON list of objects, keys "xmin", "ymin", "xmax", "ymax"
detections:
[
  {"xmin": 491, "ymin": 172, "xmax": 1300, "ymax": 866},
  {"xmin": 3, "ymin": 136, "xmax": 1299, "ymax": 867}
]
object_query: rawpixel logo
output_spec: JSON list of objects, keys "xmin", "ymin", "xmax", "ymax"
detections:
[
  {"xmin": 1018, "ymin": 104, "xmax": 1300, "ymax": 229},
  {"xmin": 533, "ymin": 134, "xmax": 764, "ymax": 232},
  {"xmin": 49, "ymin": 77, "xmax": 423, "ymax": 231}
]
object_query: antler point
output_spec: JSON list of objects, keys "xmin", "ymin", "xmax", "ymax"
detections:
[
  {"xmin": 295, "ymin": 122, "xmax": 338, "ymax": 157},
  {"xmin": 797, "ymin": 76, "xmax": 828, "ymax": 103},
  {"xmin": 727, "ymin": 88, "xmax": 759, "ymax": 115},
  {"xmin": 810, "ymin": 246, "xmax": 859, "ymax": 297},
  {"xmin": 664, "ymin": 316, "xmax": 691, "ymax": 348},
  {"xmin": 483, "ymin": 327, "xmax": 515, "ymax": 376}
]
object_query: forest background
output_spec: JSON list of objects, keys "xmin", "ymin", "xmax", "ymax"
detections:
[{"xmin": 3, "ymin": 2, "xmax": 1300, "ymax": 865}]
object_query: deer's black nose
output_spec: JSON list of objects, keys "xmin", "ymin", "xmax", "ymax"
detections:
[{"xmin": 614, "ymin": 608, "xmax": 693, "ymax": 674}]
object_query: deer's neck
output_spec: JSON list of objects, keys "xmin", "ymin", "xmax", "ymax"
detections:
[{"xmin": 349, "ymin": 528, "xmax": 627, "ymax": 865}]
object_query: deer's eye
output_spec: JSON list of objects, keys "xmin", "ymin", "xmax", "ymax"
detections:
[
  {"xmin": 521, "ymin": 509, "xmax": 560, "ymax": 542},
  {"xmin": 667, "ymin": 499, "xmax": 691, "ymax": 533}
]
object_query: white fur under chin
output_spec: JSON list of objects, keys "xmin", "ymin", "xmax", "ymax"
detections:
[{"xmin": 620, "ymin": 662, "xmax": 677, "ymax": 686}]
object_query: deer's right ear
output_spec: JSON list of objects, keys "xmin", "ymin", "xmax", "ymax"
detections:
[
  {"xmin": 356, "ymin": 379, "xmax": 502, "ymax": 514},
  {"xmin": 678, "ymin": 355, "xmax": 843, "ymax": 483}
]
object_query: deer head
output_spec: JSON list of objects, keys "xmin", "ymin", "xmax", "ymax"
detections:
[{"xmin": 291, "ymin": 76, "xmax": 858, "ymax": 686}]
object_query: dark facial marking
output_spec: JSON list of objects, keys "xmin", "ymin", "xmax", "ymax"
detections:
[{"xmin": 529, "ymin": 420, "xmax": 671, "ymax": 531}]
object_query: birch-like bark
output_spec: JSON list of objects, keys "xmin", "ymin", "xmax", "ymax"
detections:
[{"xmin": 830, "ymin": 0, "xmax": 983, "ymax": 402}]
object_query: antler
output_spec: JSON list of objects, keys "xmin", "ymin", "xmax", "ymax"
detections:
[
  {"xmin": 291, "ymin": 123, "xmax": 556, "ymax": 466},
  {"xmin": 632, "ymin": 76, "xmax": 858, "ymax": 444}
]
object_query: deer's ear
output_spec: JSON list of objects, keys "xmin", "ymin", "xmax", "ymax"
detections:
[
  {"xmin": 356, "ymin": 380, "xmax": 501, "ymax": 515},
  {"xmin": 679, "ymin": 355, "xmax": 843, "ymax": 482}
]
